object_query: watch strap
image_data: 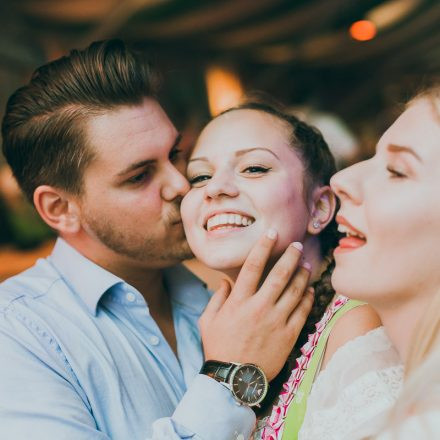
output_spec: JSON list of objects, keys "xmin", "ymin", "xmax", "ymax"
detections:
[{"xmin": 200, "ymin": 360, "xmax": 236, "ymax": 383}]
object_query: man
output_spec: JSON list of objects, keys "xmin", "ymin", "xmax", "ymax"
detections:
[{"xmin": 0, "ymin": 39, "xmax": 312, "ymax": 439}]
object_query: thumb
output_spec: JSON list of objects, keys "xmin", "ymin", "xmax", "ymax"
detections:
[{"xmin": 203, "ymin": 279, "xmax": 232, "ymax": 318}]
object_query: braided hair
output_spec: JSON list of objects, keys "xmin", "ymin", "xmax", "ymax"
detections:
[{"xmin": 219, "ymin": 100, "xmax": 339, "ymax": 413}]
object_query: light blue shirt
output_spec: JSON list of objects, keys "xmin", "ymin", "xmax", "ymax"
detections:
[{"xmin": 0, "ymin": 239, "xmax": 254, "ymax": 439}]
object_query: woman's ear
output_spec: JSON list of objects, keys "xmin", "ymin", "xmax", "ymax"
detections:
[
  {"xmin": 33, "ymin": 185, "xmax": 81, "ymax": 235},
  {"xmin": 307, "ymin": 185, "xmax": 336, "ymax": 235}
]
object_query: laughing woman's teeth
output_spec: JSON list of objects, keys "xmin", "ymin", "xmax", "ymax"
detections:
[{"xmin": 206, "ymin": 213, "xmax": 255, "ymax": 231}]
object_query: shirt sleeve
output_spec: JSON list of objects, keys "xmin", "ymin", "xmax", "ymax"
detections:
[
  {"xmin": 152, "ymin": 374, "xmax": 256, "ymax": 440},
  {"xmin": 0, "ymin": 311, "xmax": 255, "ymax": 440}
]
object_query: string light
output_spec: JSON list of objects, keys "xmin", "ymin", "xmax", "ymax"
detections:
[{"xmin": 349, "ymin": 20, "xmax": 377, "ymax": 41}]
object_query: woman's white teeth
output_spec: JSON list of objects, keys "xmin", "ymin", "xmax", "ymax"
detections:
[
  {"xmin": 207, "ymin": 213, "xmax": 254, "ymax": 231},
  {"xmin": 337, "ymin": 224, "xmax": 365, "ymax": 239}
]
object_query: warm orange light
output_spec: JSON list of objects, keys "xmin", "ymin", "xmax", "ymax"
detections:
[
  {"xmin": 205, "ymin": 65, "xmax": 244, "ymax": 116},
  {"xmin": 349, "ymin": 20, "xmax": 377, "ymax": 41}
]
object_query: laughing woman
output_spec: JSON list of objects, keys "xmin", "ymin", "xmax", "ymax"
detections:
[
  {"xmin": 330, "ymin": 86, "xmax": 440, "ymax": 439},
  {"xmin": 181, "ymin": 102, "xmax": 402, "ymax": 439}
]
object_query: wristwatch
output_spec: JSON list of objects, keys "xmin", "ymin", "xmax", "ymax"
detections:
[{"xmin": 200, "ymin": 360, "xmax": 268, "ymax": 407}]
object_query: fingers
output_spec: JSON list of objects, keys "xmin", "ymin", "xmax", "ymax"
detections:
[
  {"xmin": 258, "ymin": 242, "xmax": 304, "ymax": 304},
  {"xmin": 202, "ymin": 279, "xmax": 231, "ymax": 318},
  {"xmin": 232, "ymin": 229, "xmax": 278, "ymax": 300},
  {"xmin": 275, "ymin": 265, "xmax": 312, "ymax": 322},
  {"xmin": 286, "ymin": 287, "xmax": 315, "ymax": 334}
]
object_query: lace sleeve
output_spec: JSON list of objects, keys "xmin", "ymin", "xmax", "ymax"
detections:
[{"xmin": 299, "ymin": 327, "xmax": 404, "ymax": 440}]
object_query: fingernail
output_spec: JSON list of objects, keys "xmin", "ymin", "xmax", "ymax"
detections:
[
  {"xmin": 266, "ymin": 228, "xmax": 277, "ymax": 239},
  {"xmin": 302, "ymin": 262, "xmax": 312, "ymax": 271},
  {"xmin": 290, "ymin": 241, "xmax": 303, "ymax": 251}
]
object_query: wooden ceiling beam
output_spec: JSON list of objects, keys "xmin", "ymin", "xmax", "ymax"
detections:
[
  {"xmin": 131, "ymin": 0, "xmax": 285, "ymax": 38},
  {"xmin": 308, "ymin": 1, "xmax": 440, "ymax": 66},
  {"xmin": 18, "ymin": 0, "xmax": 120, "ymax": 23},
  {"xmin": 208, "ymin": 0, "xmax": 353, "ymax": 49}
]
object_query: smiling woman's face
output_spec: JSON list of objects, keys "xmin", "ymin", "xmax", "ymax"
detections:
[
  {"xmin": 181, "ymin": 109, "xmax": 312, "ymax": 276},
  {"xmin": 331, "ymin": 97, "xmax": 440, "ymax": 307}
]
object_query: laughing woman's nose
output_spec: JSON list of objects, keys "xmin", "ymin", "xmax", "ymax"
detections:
[{"xmin": 204, "ymin": 172, "xmax": 239, "ymax": 200}]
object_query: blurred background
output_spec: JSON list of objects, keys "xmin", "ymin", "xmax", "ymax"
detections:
[{"xmin": 1, "ymin": 0, "xmax": 439, "ymax": 283}]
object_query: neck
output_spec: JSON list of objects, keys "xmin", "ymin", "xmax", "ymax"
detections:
[{"xmin": 374, "ymin": 295, "xmax": 430, "ymax": 364}]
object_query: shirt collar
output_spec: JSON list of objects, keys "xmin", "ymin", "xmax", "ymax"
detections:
[
  {"xmin": 163, "ymin": 264, "xmax": 210, "ymax": 315},
  {"xmin": 49, "ymin": 238, "xmax": 210, "ymax": 316},
  {"xmin": 48, "ymin": 238, "xmax": 123, "ymax": 316}
]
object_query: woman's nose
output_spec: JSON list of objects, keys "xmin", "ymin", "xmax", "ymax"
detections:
[
  {"xmin": 204, "ymin": 172, "xmax": 239, "ymax": 199},
  {"xmin": 330, "ymin": 161, "xmax": 365, "ymax": 205}
]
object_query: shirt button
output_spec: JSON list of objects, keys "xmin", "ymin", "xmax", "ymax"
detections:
[
  {"xmin": 126, "ymin": 292, "xmax": 136, "ymax": 302},
  {"xmin": 149, "ymin": 335, "xmax": 160, "ymax": 346}
]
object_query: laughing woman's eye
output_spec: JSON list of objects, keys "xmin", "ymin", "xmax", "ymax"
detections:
[
  {"xmin": 242, "ymin": 165, "xmax": 271, "ymax": 174},
  {"xmin": 189, "ymin": 174, "xmax": 211, "ymax": 186},
  {"xmin": 386, "ymin": 166, "xmax": 407, "ymax": 178}
]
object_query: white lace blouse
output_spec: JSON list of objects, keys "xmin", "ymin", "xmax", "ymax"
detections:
[
  {"xmin": 376, "ymin": 411, "xmax": 440, "ymax": 439},
  {"xmin": 299, "ymin": 327, "xmax": 403, "ymax": 440}
]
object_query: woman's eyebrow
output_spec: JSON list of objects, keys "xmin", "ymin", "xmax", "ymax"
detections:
[
  {"xmin": 387, "ymin": 144, "xmax": 422, "ymax": 162},
  {"xmin": 189, "ymin": 146, "xmax": 280, "ymax": 163},
  {"xmin": 235, "ymin": 147, "xmax": 280, "ymax": 160}
]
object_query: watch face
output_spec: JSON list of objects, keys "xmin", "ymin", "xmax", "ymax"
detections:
[{"xmin": 230, "ymin": 363, "xmax": 268, "ymax": 406}]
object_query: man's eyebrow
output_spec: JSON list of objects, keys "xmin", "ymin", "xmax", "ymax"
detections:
[
  {"xmin": 117, "ymin": 133, "xmax": 182, "ymax": 177},
  {"xmin": 189, "ymin": 146, "xmax": 279, "ymax": 163},
  {"xmin": 117, "ymin": 159, "xmax": 155, "ymax": 177},
  {"xmin": 387, "ymin": 144, "xmax": 422, "ymax": 162}
]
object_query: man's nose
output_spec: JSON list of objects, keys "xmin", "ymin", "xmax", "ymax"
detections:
[{"xmin": 161, "ymin": 163, "xmax": 190, "ymax": 201}]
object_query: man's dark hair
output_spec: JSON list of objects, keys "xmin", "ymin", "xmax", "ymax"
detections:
[{"xmin": 2, "ymin": 39, "xmax": 159, "ymax": 202}]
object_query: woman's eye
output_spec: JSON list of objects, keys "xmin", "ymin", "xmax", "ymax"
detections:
[
  {"xmin": 243, "ymin": 165, "xmax": 271, "ymax": 174},
  {"xmin": 189, "ymin": 174, "xmax": 211, "ymax": 186},
  {"xmin": 386, "ymin": 166, "xmax": 407, "ymax": 178}
]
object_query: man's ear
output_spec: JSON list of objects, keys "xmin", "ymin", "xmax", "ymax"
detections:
[
  {"xmin": 33, "ymin": 185, "xmax": 81, "ymax": 235},
  {"xmin": 307, "ymin": 185, "xmax": 336, "ymax": 235}
]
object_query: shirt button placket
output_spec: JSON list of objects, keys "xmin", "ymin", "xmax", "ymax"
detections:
[
  {"xmin": 126, "ymin": 292, "xmax": 136, "ymax": 303},
  {"xmin": 149, "ymin": 335, "xmax": 160, "ymax": 346}
]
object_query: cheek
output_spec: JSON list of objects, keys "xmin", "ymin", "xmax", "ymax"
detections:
[
  {"xmin": 263, "ymin": 190, "xmax": 309, "ymax": 241},
  {"xmin": 181, "ymin": 193, "xmax": 199, "ymax": 230},
  {"xmin": 367, "ymin": 191, "xmax": 427, "ymax": 245}
]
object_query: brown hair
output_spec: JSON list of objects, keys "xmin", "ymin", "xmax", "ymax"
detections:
[
  {"xmin": 2, "ymin": 39, "xmax": 159, "ymax": 202},
  {"xmin": 220, "ymin": 101, "xmax": 339, "ymax": 413}
]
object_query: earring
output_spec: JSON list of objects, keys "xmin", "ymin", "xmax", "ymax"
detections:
[{"xmin": 312, "ymin": 219, "xmax": 320, "ymax": 229}]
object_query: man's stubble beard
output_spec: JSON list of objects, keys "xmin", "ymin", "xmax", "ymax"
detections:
[{"xmin": 83, "ymin": 211, "xmax": 193, "ymax": 265}]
